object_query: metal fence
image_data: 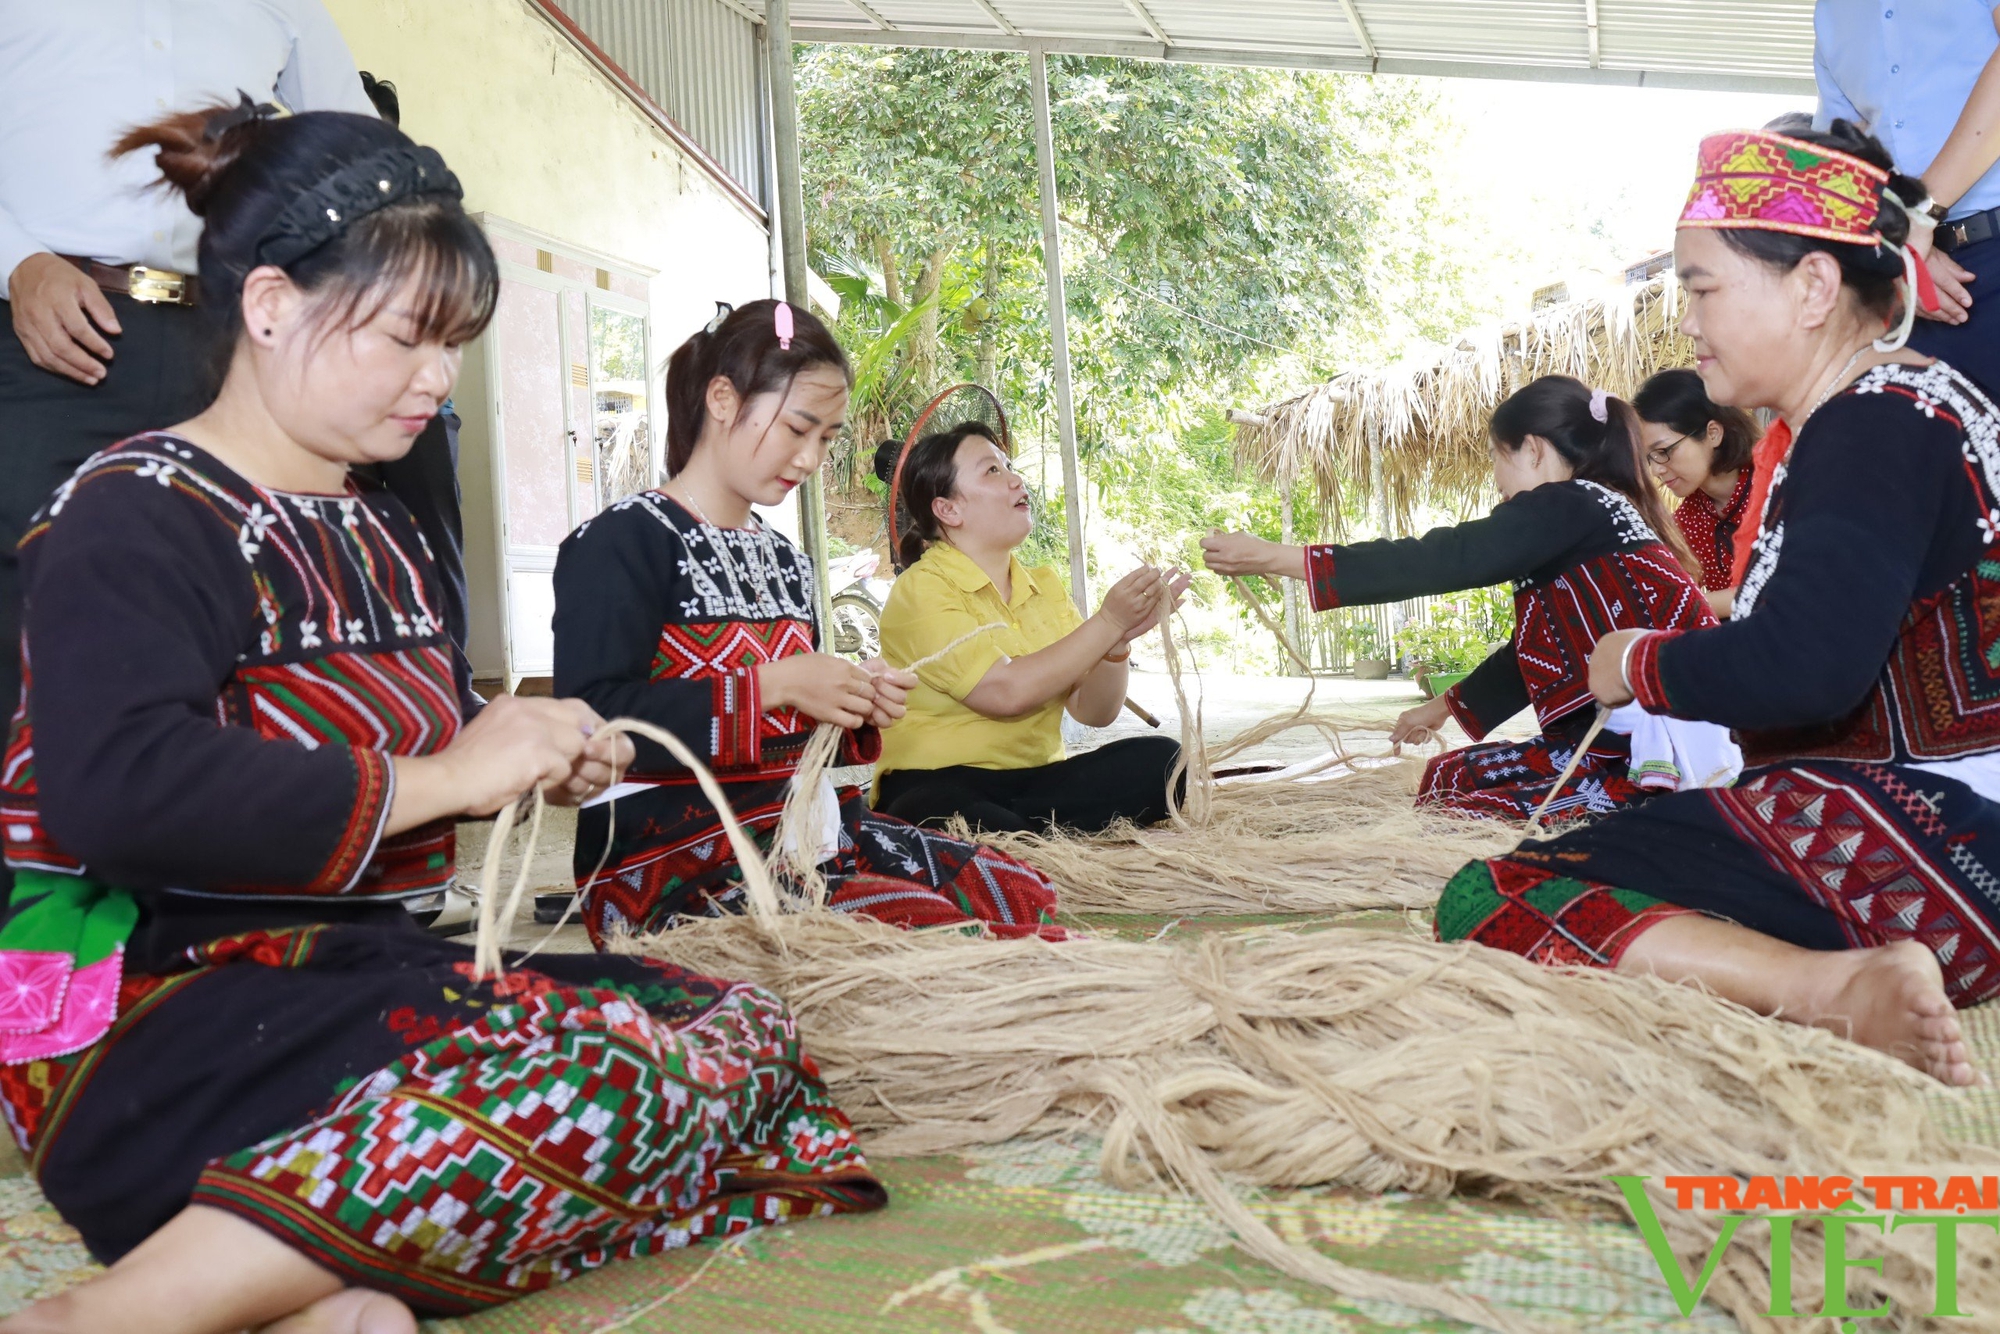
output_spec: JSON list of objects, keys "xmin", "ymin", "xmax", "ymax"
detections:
[{"xmin": 1297, "ymin": 597, "xmax": 1441, "ymax": 674}]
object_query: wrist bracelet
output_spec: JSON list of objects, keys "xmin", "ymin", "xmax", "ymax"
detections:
[
  {"xmin": 1104, "ymin": 647, "xmax": 1132, "ymax": 663},
  {"xmin": 1617, "ymin": 632, "xmax": 1645, "ymax": 696}
]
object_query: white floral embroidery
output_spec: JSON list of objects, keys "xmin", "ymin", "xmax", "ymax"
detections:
[
  {"xmin": 134, "ymin": 460, "xmax": 176, "ymax": 487},
  {"xmin": 1573, "ymin": 479, "xmax": 1661, "ymax": 546},
  {"xmin": 299, "ymin": 620, "xmax": 323, "ymax": 649},
  {"xmin": 620, "ymin": 491, "xmax": 818, "ymax": 623},
  {"xmin": 1736, "ymin": 362, "xmax": 2000, "ymax": 620}
]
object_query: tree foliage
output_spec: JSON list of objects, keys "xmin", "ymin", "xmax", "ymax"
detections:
[{"xmin": 801, "ymin": 47, "xmax": 1476, "ymax": 457}]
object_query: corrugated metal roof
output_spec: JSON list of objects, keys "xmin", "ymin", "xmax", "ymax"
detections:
[
  {"xmin": 559, "ymin": 0, "xmax": 770, "ymax": 206},
  {"xmin": 766, "ymin": 0, "xmax": 1815, "ymax": 93}
]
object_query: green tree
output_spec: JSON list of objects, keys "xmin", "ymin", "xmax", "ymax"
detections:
[{"xmin": 800, "ymin": 48, "xmax": 1476, "ymax": 453}]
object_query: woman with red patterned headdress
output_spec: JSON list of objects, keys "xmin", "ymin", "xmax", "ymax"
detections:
[
  {"xmin": 1439, "ymin": 120, "xmax": 1996, "ymax": 1088},
  {"xmin": 1202, "ymin": 374, "xmax": 1716, "ymax": 824}
]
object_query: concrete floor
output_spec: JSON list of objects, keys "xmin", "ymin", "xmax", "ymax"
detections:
[{"xmin": 439, "ymin": 671, "xmax": 1528, "ymax": 953}]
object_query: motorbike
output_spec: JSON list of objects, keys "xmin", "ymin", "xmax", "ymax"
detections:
[{"xmin": 826, "ymin": 549, "xmax": 893, "ymax": 661}]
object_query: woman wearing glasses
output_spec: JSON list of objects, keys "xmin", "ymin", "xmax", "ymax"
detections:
[{"xmin": 1633, "ymin": 368, "xmax": 1759, "ymax": 618}]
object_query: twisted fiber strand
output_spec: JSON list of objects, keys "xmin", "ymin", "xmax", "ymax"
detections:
[{"xmin": 773, "ymin": 620, "xmax": 1011, "ymax": 902}]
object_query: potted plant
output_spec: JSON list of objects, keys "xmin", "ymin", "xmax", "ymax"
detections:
[
  {"xmin": 1398, "ymin": 586, "xmax": 1516, "ymax": 699},
  {"xmin": 1341, "ymin": 621, "xmax": 1391, "ymax": 680}
]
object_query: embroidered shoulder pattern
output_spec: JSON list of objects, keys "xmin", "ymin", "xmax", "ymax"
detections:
[
  {"xmin": 1572, "ymin": 479, "xmax": 1659, "ymax": 548},
  {"xmin": 44, "ymin": 435, "xmax": 448, "ymax": 665},
  {"xmin": 611, "ymin": 491, "xmax": 817, "ymax": 623},
  {"xmin": 1739, "ymin": 361, "xmax": 2000, "ymax": 620}
]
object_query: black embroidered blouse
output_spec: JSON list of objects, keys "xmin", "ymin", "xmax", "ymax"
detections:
[{"xmin": 1303, "ymin": 479, "xmax": 1713, "ymax": 739}]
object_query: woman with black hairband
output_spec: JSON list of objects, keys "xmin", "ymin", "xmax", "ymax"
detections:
[
  {"xmin": 0, "ymin": 103, "xmax": 883, "ymax": 1333},
  {"xmin": 869, "ymin": 424, "xmax": 1189, "ymax": 835}
]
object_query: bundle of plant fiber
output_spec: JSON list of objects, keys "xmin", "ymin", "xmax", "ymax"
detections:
[
  {"xmin": 625, "ymin": 910, "xmax": 2000, "ymax": 1334},
  {"xmin": 980, "ymin": 757, "xmax": 1519, "ymax": 914},
  {"xmin": 473, "ymin": 719, "xmax": 2000, "ymax": 1334}
]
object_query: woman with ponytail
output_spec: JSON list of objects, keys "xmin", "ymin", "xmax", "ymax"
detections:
[
  {"xmin": 868, "ymin": 423, "xmax": 1188, "ymax": 834},
  {"xmin": 550, "ymin": 303, "xmax": 1063, "ymax": 944},
  {"xmin": 1203, "ymin": 374, "xmax": 1717, "ymax": 823},
  {"xmin": 0, "ymin": 107, "xmax": 884, "ymax": 1334}
]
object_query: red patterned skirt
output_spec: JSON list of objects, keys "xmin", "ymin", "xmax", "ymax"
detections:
[
  {"xmin": 0, "ymin": 911, "xmax": 883, "ymax": 1315},
  {"xmin": 1438, "ymin": 760, "xmax": 2000, "ymax": 1006},
  {"xmin": 575, "ymin": 780, "xmax": 1063, "ymax": 945},
  {"xmin": 1418, "ymin": 730, "xmax": 1644, "ymax": 823}
]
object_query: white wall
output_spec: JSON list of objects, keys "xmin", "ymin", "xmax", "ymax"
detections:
[{"xmin": 324, "ymin": 0, "xmax": 794, "ymax": 678}]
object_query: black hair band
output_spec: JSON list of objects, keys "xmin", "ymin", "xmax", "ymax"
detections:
[{"xmin": 253, "ymin": 145, "xmax": 463, "ymax": 270}]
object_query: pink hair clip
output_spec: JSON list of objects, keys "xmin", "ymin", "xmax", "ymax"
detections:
[
  {"xmin": 774, "ymin": 301, "xmax": 794, "ymax": 351},
  {"xmin": 1588, "ymin": 387, "xmax": 1610, "ymax": 423}
]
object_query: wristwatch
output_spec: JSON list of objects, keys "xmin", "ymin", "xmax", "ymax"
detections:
[{"xmin": 1925, "ymin": 198, "xmax": 1952, "ymax": 224}]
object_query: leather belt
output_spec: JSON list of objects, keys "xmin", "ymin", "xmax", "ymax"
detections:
[
  {"xmin": 1937, "ymin": 207, "xmax": 2000, "ymax": 255},
  {"xmin": 58, "ymin": 255, "xmax": 199, "ymax": 306}
]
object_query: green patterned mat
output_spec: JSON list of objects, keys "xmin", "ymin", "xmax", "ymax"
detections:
[{"xmin": 4, "ymin": 921, "xmax": 1999, "ymax": 1333}]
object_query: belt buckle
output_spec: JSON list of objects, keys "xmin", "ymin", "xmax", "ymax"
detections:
[{"xmin": 126, "ymin": 265, "xmax": 188, "ymax": 305}]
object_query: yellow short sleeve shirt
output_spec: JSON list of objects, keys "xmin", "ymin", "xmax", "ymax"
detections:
[{"xmin": 876, "ymin": 544, "xmax": 1084, "ymax": 778}]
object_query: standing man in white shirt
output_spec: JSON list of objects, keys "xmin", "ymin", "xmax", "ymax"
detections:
[
  {"xmin": 0, "ymin": 1, "xmax": 376, "ymax": 734},
  {"xmin": 1815, "ymin": 1, "xmax": 2000, "ymax": 394}
]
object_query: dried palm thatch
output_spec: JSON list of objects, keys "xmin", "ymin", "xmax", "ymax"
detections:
[{"xmin": 1245, "ymin": 276, "xmax": 1692, "ymax": 535}]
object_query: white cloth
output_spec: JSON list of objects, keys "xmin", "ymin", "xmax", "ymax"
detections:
[
  {"xmin": 778, "ymin": 774, "xmax": 842, "ymax": 867},
  {"xmin": 1604, "ymin": 702, "xmax": 1743, "ymax": 792},
  {"xmin": 0, "ymin": 0, "xmax": 376, "ymax": 298},
  {"xmin": 1911, "ymin": 753, "xmax": 2000, "ymax": 805}
]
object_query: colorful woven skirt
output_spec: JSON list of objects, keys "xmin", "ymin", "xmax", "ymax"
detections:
[
  {"xmin": 577, "ymin": 784, "xmax": 1062, "ymax": 945},
  {"xmin": 1418, "ymin": 730, "xmax": 1643, "ymax": 823},
  {"xmin": 0, "ymin": 911, "xmax": 883, "ymax": 1315},
  {"xmin": 1439, "ymin": 760, "xmax": 2000, "ymax": 1006}
]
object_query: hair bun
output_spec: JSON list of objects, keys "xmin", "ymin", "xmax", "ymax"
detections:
[
  {"xmin": 872, "ymin": 439, "xmax": 903, "ymax": 485},
  {"xmin": 111, "ymin": 102, "xmax": 264, "ymax": 216}
]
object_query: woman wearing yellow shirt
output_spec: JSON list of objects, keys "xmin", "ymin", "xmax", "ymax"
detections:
[{"xmin": 871, "ymin": 423, "xmax": 1188, "ymax": 832}]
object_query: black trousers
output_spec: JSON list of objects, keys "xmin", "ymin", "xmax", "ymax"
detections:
[
  {"xmin": 0, "ymin": 303, "xmax": 474, "ymax": 697},
  {"xmin": 1913, "ymin": 236, "xmax": 2000, "ymax": 401},
  {"xmin": 0, "ymin": 298, "xmax": 212, "ymax": 733},
  {"xmin": 876, "ymin": 734, "xmax": 1183, "ymax": 834}
]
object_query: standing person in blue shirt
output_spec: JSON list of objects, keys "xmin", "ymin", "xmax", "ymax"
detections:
[{"xmin": 1815, "ymin": 1, "xmax": 2000, "ymax": 393}]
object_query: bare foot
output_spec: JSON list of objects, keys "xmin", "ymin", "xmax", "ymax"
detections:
[
  {"xmin": 1801, "ymin": 940, "xmax": 1978, "ymax": 1087},
  {"xmin": 258, "ymin": 1288, "xmax": 416, "ymax": 1334}
]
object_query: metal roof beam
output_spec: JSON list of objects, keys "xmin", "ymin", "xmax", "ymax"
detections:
[
  {"xmin": 1121, "ymin": 0, "xmax": 1172, "ymax": 47},
  {"xmin": 970, "ymin": 0, "xmax": 1022, "ymax": 37},
  {"xmin": 788, "ymin": 25, "xmax": 1816, "ymax": 94},
  {"xmin": 845, "ymin": 0, "xmax": 895, "ymax": 28},
  {"xmin": 1333, "ymin": 0, "xmax": 1377, "ymax": 64}
]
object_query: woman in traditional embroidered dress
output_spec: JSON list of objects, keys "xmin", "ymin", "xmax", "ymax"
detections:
[
  {"xmin": 1439, "ymin": 121, "xmax": 1994, "ymax": 1087},
  {"xmin": 1633, "ymin": 368, "xmax": 1759, "ymax": 617},
  {"xmin": 0, "ymin": 108, "xmax": 883, "ymax": 1334},
  {"xmin": 868, "ymin": 423, "xmax": 1188, "ymax": 834},
  {"xmin": 1202, "ymin": 376, "xmax": 1715, "ymax": 823},
  {"xmin": 551, "ymin": 304, "xmax": 1063, "ymax": 945}
]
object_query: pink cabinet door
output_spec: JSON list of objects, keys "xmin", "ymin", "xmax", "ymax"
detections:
[{"xmin": 494, "ymin": 279, "xmax": 569, "ymax": 549}]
